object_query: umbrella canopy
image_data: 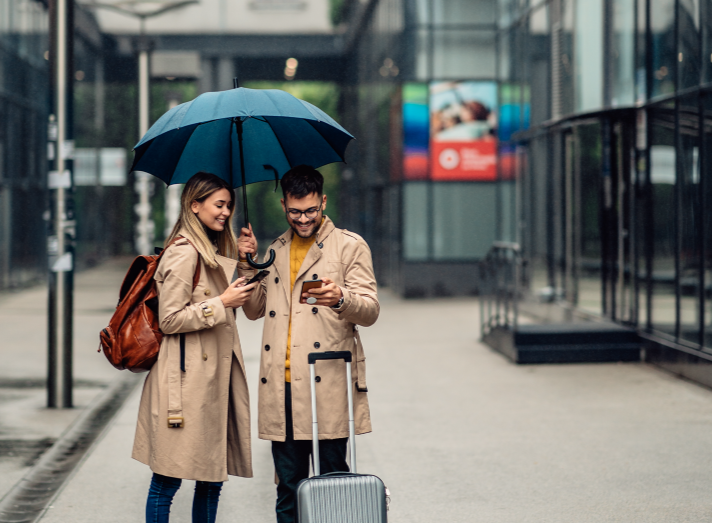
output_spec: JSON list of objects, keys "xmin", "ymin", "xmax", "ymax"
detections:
[{"xmin": 130, "ymin": 87, "xmax": 354, "ymax": 188}]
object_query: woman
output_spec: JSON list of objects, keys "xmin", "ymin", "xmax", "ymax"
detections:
[{"xmin": 132, "ymin": 172, "xmax": 256, "ymax": 523}]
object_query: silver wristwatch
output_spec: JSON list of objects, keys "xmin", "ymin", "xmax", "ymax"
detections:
[{"xmin": 331, "ymin": 296, "xmax": 344, "ymax": 309}]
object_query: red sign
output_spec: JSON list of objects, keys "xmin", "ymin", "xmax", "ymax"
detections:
[{"xmin": 431, "ymin": 140, "xmax": 497, "ymax": 181}]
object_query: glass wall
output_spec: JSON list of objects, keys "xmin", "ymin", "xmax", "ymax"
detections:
[
  {"xmin": 497, "ymin": 0, "xmax": 712, "ymax": 381},
  {"xmin": 0, "ymin": 0, "xmax": 48, "ymax": 289}
]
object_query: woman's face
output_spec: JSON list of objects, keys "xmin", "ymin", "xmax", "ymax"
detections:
[{"xmin": 191, "ymin": 188, "xmax": 232, "ymax": 232}]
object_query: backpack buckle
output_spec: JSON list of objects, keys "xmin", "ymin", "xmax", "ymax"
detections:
[{"xmin": 167, "ymin": 416, "xmax": 184, "ymax": 428}]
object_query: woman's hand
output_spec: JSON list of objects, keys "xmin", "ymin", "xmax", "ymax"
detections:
[
  {"xmin": 219, "ymin": 277, "xmax": 256, "ymax": 309},
  {"xmin": 238, "ymin": 223, "xmax": 258, "ymax": 261}
]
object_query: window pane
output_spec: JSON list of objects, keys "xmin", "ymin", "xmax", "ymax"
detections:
[
  {"xmin": 576, "ymin": 122, "xmax": 603, "ymax": 316},
  {"xmin": 433, "ymin": 0, "xmax": 494, "ymax": 25},
  {"xmin": 702, "ymin": 0, "xmax": 712, "ymax": 83},
  {"xmin": 432, "ymin": 29, "xmax": 496, "ymax": 79},
  {"xmin": 679, "ymin": 95, "xmax": 701, "ymax": 344},
  {"xmin": 559, "ymin": 0, "xmax": 575, "ymax": 115},
  {"xmin": 649, "ymin": 104, "xmax": 676, "ymax": 336},
  {"xmin": 704, "ymin": 95, "xmax": 712, "ymax": 346},
  {"xmin": 636, "ymin": 0, "xmax": 647, "ymax": 102},
  {"xmin": 610, "ymin": 0, "xmax": 635, "ymax": 106},
  {"xmin": 528, "ymin": 5, "xmax": 550, "ymax": 126},
  {"xmin": 575, "ymin": 0, "xmax": 603, "ymax": 111},
  {"xmin": 432, "ymin": 183, "xmax": 496, "ymax": 260},
  {"xmin": 651, "ymin": 0, "xmax": 676, "ymax": 97},
  {"xmin": 403, "ymin": 182, "xmax": 429, "ymax": 260},
  {"xmin": 678, "ymin": 0, "xmax": 701, "ymax": 90}
]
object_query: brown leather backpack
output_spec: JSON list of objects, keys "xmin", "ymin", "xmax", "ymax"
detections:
[{"xmin": 99, "ymin": 237, "xmax": 200, "ymax": 372}]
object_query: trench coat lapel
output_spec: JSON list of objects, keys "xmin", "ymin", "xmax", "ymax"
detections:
[
  {"xmin": 215, "ymin": 254, "xmax": 237, "ymax": 285},
  {"xmin": 271, "ymin": 232, "xmax": 292, "ymax": 305}
]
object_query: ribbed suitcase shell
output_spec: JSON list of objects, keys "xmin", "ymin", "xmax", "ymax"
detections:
[{"xmin": 297, "ymin": 473, "xmax": 387, "ymax": 523}]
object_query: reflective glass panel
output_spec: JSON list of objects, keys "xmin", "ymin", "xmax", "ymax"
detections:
[
  {"xmin": 678, "ymin": 0, "xmax": 701, "ymax": 90},
  {"xmin": 559, "ymin": 0, "xmax": 575, "ymax": 115},
  {"xmin": 433, "ymin": 0, "xmax": 493, "ymax": 25},
  {"xmin": 704, "ymin": 95, "xmax": 712, "ymax": 346},
  {"xmin": 432, "ymin": 183, "xmax": 497, "ymax": 260},
  {"xmin": 650, "ymin": 0, "xmax": 676, "ymax": 97},
  {"xmin": 575, "ymin": 122, "xmax": 603, "ymax": 316},
  {"xmin": 703, "ymin": 0, "xmax": 712, "ymax": 83},
  {"xmin": 528, "ymin": 5, "xmax": 550, "ymax": 126},
  {"xmin": 679, "ymin": 95, "xmax": 702, "ymax": 344},
  {"xmin": 575, "ymin": 0, "xmax": 603, "ymax": 111},
  {"xmin": 636, "ymin": 0, "xmax": 647, "ymax": 101},
  {"xmin": 432, "ymin": 29, "xmax": 496, "ymax": 79},
  {"xmin": 403, "ymin": 182, "xmax": 429, "ymax": 260},
  {"xmin": 610, "ymin": 0, "xmax": 635, "ymax": 106},
  {"xmin": 649, "ymin": 104, "xmax": 676, "ymax": 336}
]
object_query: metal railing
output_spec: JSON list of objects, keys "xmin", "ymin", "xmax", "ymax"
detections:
[{"xmin": 479, "ymin": 242, "xmax": 523, "ymax": 337}]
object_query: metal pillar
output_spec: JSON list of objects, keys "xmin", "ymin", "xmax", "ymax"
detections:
[
  {"xmin": 134, "ymin": 23, "xmax": 154, "ymax": 255},
  {"xmin": 48, "ymin": 0, "xmax": 74, "ymax": 408}
]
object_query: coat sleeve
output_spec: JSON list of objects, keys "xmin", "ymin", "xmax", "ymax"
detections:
[
  {"xmin": 335, "ymin": 235, "xmax": 379, "ymax": 327},
  {"xmin": 238, "ymin": 259, "xmax": 267, "ymax": 321},
  {"xmin": 156, "ymin": 242, "xmax": 228, "ymax": 334}
]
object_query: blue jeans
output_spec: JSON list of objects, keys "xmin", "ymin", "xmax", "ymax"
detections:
[{"xmin": 145, "ymin": 473, "xmax": 223, "ymax": 523}]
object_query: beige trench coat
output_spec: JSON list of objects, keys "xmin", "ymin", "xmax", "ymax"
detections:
[
  {"xmin": 132, "ymin": 231, "xmax": 253, "ymax": 482},
  {"xmin": 241, "ymin": 216, "xmax": 379, "ymax": 442}
]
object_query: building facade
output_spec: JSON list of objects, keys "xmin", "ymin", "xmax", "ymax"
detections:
[
  {"xmin": 340, "ymin": 0, "xmax": 499, "ymax": 297},
  {"xmin": 498, "ymin": 0, "xmax": 712, "ymax": 387},
  {"xmin": 0, "ymin": 0, "xmax": 49, "ymax": 289}
]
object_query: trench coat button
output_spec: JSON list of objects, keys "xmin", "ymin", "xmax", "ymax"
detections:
[
  {"xmin": 275, "ymin": 277, "xmax": 279, "ymax": 284},
  {"xmin": 269, "ymin": 311, "xmax": 276, "ymax": 317},
  {"xmin": 312, "ymin": 307, "xmax": 318, "ymax": 314},
  {"xmin": 265, "ymin": 344, "xmax": 271, "ymax": 351},
  {"xmin": 204, "ymin": 289, "xmax": 211, "ymax": 296},
  {"xmin": 318, "ymin": 242, "xmax": 324, "ymax": 249},
  {"xmin": 312, "ymin": 274, "xmax": 318, "ymax": 280},
  {"xmin": 314, "ymin": 342, "xmax": 320, "ymax": 348},
  {"xmin": 315, "ymin": 376, "xmax": 321, "ymax": 383},
  {"xmin": 261, "ymin": 377, "xmax": 267, "ymax": 383},
  {"xmin": 202, "ymin": 353, "xmax": 208, "ymax": 361}
]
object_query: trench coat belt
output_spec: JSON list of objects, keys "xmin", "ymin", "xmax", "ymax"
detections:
[
  {"xmin": 167, "ymin": 335, "xmax": 184, "ymax": 425},
  {"xmin": 354, "ymin": 329, "xmax": 367, "ymax": 392}
]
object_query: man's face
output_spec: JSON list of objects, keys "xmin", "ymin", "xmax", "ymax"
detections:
[{"xmin": 281, "ymin": 192, "xmax": 327, "ymax": 238}]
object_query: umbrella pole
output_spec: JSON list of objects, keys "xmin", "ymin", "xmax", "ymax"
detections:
[{"xmin": 234, "ymin": 116, "xmax": 275, "ymax": 270}]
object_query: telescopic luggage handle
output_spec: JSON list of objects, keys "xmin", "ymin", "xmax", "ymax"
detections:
[{"xmin": 308, "ymin": 351, "xmax": 356, "ymax": 475}]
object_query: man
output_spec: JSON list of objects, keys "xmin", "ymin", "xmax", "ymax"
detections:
[{"xmin": 237, "ymin": 165, "xmax": 379, "ymax": 523}]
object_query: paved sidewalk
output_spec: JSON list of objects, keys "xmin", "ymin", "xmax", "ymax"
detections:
[
  {"xmin": 0, "ymin": 258, "xmax": 133, "ymax": 501},
  {"xmin": 29, "ymin": 289, "xmax": 712, "ymax": 522}
]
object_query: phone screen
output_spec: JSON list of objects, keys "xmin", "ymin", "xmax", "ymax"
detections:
[{"xmin": 300, "ymin": 279, "xmax": 323, "ymax": 304}]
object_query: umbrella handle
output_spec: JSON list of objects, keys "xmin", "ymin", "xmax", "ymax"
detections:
[{"xmin": 247, "ymin": 249, "xmax": 276, "ymax": 269}]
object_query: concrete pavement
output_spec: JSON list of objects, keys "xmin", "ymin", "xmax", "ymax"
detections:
[
  {"xmin": 28, "ymin": 287, "xmax": 712, "ymax": 522},
  {"xmin": 0, "ymin": 258, "xmax": 136, "ymax": 505}
]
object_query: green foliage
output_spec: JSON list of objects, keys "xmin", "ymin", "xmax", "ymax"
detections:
[{"xmin": 329, "ymin": 0, "xmax": 346, "ymax": 26}]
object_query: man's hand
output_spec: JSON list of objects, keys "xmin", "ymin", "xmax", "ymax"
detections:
[
  {"xmin": 303, "ymin": 277, "xmax": 343, "ymax": 307},
  {"xmin": 238, "ymin": 223, "xmax": 258, "ymax": 261}
]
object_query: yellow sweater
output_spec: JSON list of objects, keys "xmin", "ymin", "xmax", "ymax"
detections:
[{"xmin": 286, "ymin": 231, "xmax": 317, "ymax": 382}]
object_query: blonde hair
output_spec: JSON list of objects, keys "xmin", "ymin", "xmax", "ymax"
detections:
[{"xmin": 165, "ymin": 172, "xmax": 239, "ymax": 268}]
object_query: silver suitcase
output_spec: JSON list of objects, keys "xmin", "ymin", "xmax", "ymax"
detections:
[{"xmin": 296, "ymin": 351, "xmax": 388, "ymax": 523}]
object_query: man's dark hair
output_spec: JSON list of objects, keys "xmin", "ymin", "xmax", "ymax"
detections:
[{"xmin": 280, "ymin": 165, "xmax": 324, "ymax": 200}]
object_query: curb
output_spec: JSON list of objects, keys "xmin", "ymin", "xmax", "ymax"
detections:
[{"xmin": 0, "ymin": 374, "xmax": 142, "ymax": 523}]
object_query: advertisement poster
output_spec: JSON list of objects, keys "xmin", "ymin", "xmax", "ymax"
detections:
[
  {"xmin": 402, "ymin": 83, "xmax": 430, "ymax": 180},
  {"xmin": 430, "ymin": 81, "xmax": 498, "ymax": 181}
]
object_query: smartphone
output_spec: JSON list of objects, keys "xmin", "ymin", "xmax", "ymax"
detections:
[
  {"xmin": 300, "ymin": 279, "xmax": 323, "ymax": 304},
  {"xmin": 245, "ymin": 270, "xmax": 270, "ymax": 286}
]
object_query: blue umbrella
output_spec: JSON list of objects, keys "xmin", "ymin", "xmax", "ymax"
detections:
[{"xmin": 130, "ymin": 81, "xmax": 354, "ymax": 269}]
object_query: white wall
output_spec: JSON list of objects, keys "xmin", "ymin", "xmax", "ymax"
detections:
[{"xmin": 93, "ymin": 0, "xmax": 332, "ymax": 35}]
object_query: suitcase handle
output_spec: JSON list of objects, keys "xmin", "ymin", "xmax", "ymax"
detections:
[
  {"xmin": 308, "ymin": 351, "xmax": 352, "ymax": 364},
  {"xmin": 308, "ymin": 351, "xmax": 356, "ymax": 476}
]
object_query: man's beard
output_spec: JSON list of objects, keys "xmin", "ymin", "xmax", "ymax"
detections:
[{"xmin": 288, "ymin": 216, "xmax": 319, "ymax": 238}]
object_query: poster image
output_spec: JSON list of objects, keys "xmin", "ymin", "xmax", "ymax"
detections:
[
  {"xmin": 402, "ymin": 83, "xmax": 429, "ymax": 180},
  {"xmin": 430, "ymin": 81, "xmax": 498, "ymax": 181}
]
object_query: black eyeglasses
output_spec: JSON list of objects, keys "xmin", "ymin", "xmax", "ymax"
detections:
[{"xmin": 287, "ymin": 202, "xmax": 323, "ymax": 220}]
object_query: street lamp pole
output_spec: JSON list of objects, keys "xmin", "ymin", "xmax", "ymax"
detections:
[
  {"xmin": 48, "ymin": 0, "xmax": 75, "ymax": 408},
  {"xmin": 134, "ymin": 16, "xmax": 153, "ymax": 255}
]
